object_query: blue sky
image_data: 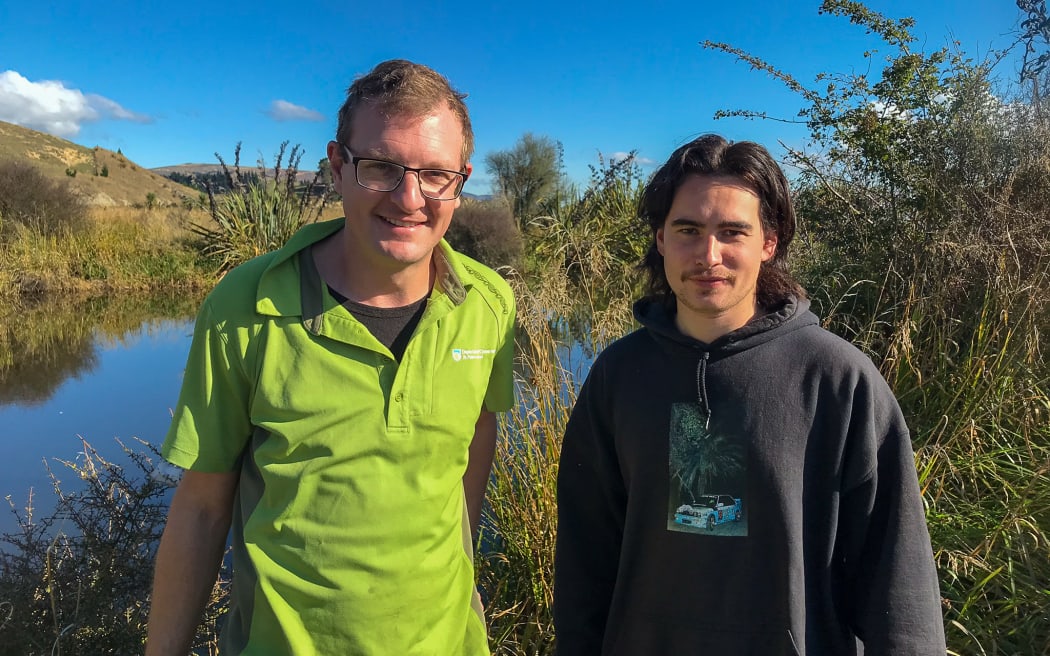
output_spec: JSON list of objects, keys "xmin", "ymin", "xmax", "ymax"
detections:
[{"xmin": 0, "ymin": 1, "xmax": 1026, "ymax": 195}]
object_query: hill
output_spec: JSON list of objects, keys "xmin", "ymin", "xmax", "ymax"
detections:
[
  {"xmin": 0, "ymin": 120, "xmax": 199, "ymax": 207},
  {"xmin": 152, "ymin": 162, "xmax": 318, "ymax": 184}
]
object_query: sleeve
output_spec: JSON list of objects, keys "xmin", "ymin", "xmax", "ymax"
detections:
[
  {"xmin": 554, "ymin": 356, "xmax": 627, "ymax": 655},
  {"xmin": 161, "ymin": 298, "xmax": 254, "ymax": 472},
  {"xmin": 836, "ymin": 375, "xmax": 946, "ymax": 655},
  {"xmin": 483, "ymin": 287, "xmax": 517, "ymax": 413}
]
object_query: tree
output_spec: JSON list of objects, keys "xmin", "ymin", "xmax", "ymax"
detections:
[
  {"xmin": 1018, "ymin": 0, "xmax": 1050, "ymax": 106},
  {"xmin": 317, "ymin": 157, "xmax": 332, "ymax": 186},
  {"xmin": 668, "ymin": 404, "xmax": 744, "ymax": 503},
  {"xmin": 703, "ymin": 0, "xmax": 1050, "ymax": 280},
  {"xmin": 484, "ymin": 133, "xmax": 565, "ymax": 224}
]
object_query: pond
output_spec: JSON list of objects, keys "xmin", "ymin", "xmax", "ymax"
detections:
[{"xmin": 0, "ymin": 293, "xmax": 200, "ymax": 536}]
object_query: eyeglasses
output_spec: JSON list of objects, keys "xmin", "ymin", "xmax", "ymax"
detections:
[{"xmin": 341, "ymin": 145, "xmax": 468, "ymax": 200}]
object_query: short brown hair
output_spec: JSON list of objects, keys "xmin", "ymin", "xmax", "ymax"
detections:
[
  {"xmin": 638, "ymin": 134, "xmax": 805, "ymax": 307},
  {"xmin": 335, "ymin": 59, "xmax": 473, "ymax": 166}
]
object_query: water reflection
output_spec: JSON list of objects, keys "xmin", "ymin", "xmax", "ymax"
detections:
[
  {"xmin": 0, "ymin": 291, "xmax": 202, "ymax": 535},
  {"xmin": 0, "ymin": 292, "xmax": 201, "ymax": 406}
]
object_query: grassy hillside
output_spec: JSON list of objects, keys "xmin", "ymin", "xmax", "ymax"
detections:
[
  {"xmin": 0, "ymin": 120, "xmax": 198, "ymax": 207},
  {"xmin": 152, "ymin": 162, "xmax": 318, "ymax": 184}
]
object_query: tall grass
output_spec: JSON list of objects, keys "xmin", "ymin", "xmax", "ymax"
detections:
[
  {"xmin": 859, "ymin": 264, "xmax": 1050, "ymax": 655},
  {"xmin": 0, "ymin": 206, "xmax": 212, "ymax": 299},
  {"xmin": 478, "ymin": 254, "xmax": 635, "ymax": 655}
]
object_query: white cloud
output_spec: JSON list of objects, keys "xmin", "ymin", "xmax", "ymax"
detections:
[
  {"xmin": 0, "ymin": 70, "xmax": 151, "ymax": 138},
  {"xmin": 609, "ymin": 151, "xmax": 656, "ymax": 166},
  {"xmin": 267, "ymin": 100, "xmax": 325, "ymax": 122}
]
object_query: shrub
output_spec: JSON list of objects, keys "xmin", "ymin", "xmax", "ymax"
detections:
[
  {"xmin": 444, "ymin": 199, "xmax": 523, "ymax": 270},
  {"xmin": 191, "ymin": 142, "xmax": 331, "ymax": 272},
  {"xmin": 0, "ymin": 440, "xmax": 227, "ymax": 654},
  {"xmin": 0, "ymin": 161, "xmax": 88, "ymax": 238}
]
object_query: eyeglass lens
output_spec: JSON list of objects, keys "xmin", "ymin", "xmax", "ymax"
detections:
[{"xmin": 356, "ymin": 159, "xmax": 463, "ymax": 199}]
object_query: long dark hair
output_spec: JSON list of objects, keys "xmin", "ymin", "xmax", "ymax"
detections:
[{"xmin": 638, "ymin": 134, "xmax": 805, "ymax": 307}]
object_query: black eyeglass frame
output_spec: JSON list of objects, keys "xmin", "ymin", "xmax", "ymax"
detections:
[{"xmin": 339, "ymin": 144, "xmax": 469, "ymax": 201}]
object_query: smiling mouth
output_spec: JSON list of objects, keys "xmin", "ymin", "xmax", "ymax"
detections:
[{"xmin": 380, "ymin": 215, "xmax": 425, "ymax": 228}]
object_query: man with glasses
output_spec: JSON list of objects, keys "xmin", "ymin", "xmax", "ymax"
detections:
[{"xmin": 146, "ymin": 60, "xmax": 516, "ymax": 655}]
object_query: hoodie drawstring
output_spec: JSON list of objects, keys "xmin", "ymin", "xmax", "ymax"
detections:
[{"xmin": 696, "ymin": 351, "xmax": 711, "ymax": 430}]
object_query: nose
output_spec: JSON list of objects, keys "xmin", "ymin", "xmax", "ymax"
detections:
[
  {"xmin": 696, "ymin": 235, "xmax": 722, "ymax": 267},
  {"xmin": 389, "ymin": 170, "xmax": 426, "ymax": 212}
]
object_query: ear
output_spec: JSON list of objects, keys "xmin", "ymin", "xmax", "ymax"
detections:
[
  {"xmin": 454, "ymin": 161, "xmax": 474, "ymax": 210},
  {"xmin": 326, "ymin": 141, "xmax": 345, "ymax": 186},
  {"xmin": 761, "ymin": 230, "xmax": 777, "ymax": 262},
  {"xmin": 656, "ymin": 226, "xmax": 666, "ymax": 256}
]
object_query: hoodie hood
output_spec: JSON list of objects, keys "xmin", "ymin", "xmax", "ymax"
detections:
[
  {"xmin": 632, "ymin": 294, "xmax": 817, "ymax": 357},
  {"xmin": 632, "ymin": 295, "xmax": 818, "ymax": 428}
]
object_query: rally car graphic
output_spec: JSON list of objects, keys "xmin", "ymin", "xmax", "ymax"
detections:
[{"xmin": 673, "ymin": 495, "xmax": 743, "ymax": 530}]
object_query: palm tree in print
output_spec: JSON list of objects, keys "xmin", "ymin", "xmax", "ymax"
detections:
[{"xmin": 669, "ymin": 403, "xmax": 744, "ymax": 503}]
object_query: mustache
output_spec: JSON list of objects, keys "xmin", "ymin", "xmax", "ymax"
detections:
[{"xmin": 681, "ymin": 268, "xmax": 732, "ymax": 281}]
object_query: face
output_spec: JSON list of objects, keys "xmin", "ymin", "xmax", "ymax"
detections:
[
  {"xmin": 657, "ymin": 174, "xmax": 777, "ymax": 341},
  {"xmin": 327, "ymin": 103, "xmax": 472, "ymax": 277}
]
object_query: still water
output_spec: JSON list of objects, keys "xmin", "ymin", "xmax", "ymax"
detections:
[{"xmin": 0, "ymin": 293, "xmax": 200, "ymax": 535}]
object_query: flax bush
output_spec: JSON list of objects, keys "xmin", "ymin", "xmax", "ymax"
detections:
[{"xmin": 191, "ymin": 142, "xmax": 330, "ymax": 272}]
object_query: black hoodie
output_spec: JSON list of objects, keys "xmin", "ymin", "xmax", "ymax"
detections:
[{"xmin": 554, "ymin": 296, "xmax": 945, "ymax": 655}]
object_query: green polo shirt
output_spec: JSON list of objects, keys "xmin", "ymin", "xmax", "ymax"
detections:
[{"xmin": 163, "ymin": 218, "xmax": 516, "ymax": 655}]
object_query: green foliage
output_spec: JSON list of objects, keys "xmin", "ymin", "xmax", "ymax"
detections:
[
  {"xmin": 317, "ymin": 157, "xmax": 332, "ymax": 187},
  {"xmin": 0, "ymin": 208, "xmax": 212, "ymax": 299},
  {"xmin": 100, "ymin": 164, "xmax": 109, "ymax": 178},
  {"xmin": 443, "ymin": 198, "xmax": 523, "ymax": 270},
  {"xmin": 0, "ymin": 441, "xmax": 227, "ymax": 655},
  {"xmin": 485, "ymin": 133, "xmax": 566, "ymax": 225},
  {"xmin": 706, "ymin": 0, "xmax": 1050, "ymax": 285},
  {"xmin": 191, "ymin": 142, "xmax": 331, "ymax": 273},
  {"xmin": 669, "ymin": 405, "xmax": 744, "ymax": 502},
  {"xmin": 525, "ymin": 152, "xmax": 649, "ymax": 305},
  {"xmin": 1018, "ymin": 0, "xmax": 1050, "ymax": 85},
  {"xmin": 64, "ymin": 167, "xmax": 76, "ymax": 178},
  {"xmin": 816, "ymin": 259, "xmax": 1050, "ymax": 654},
  {"xmin": 145, "ymin": 192, "xmax": 157, "ymax": 210},
  {"xmin": 0, "ymin": 161, "xmax": 88, "ymax": 238}
]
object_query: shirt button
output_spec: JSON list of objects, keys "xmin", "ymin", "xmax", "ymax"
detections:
[{"xmin": 394, "ymin": 391, "xmax": 404, "ymax": 402}]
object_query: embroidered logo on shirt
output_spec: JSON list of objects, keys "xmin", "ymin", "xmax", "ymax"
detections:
[{"xmin": 451, "ymin": 348, "xmax": 496, "ymax": 362}]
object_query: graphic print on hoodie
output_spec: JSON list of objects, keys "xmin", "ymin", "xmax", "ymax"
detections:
[{"xmin": 667, "ymin": 402, "xmax": 748, "ymax": 536}]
